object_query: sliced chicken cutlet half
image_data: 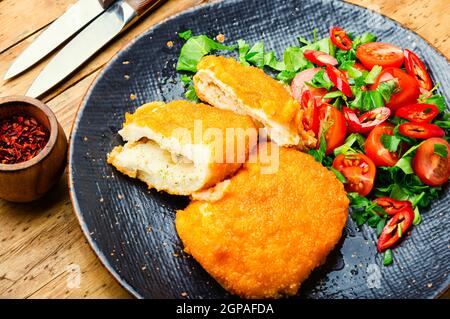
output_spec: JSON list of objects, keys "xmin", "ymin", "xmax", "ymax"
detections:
[
  {"xmin": 107, "ymin": 100, "xmax": 257, "ymax": 195},
  {"xmin": 193, "ymin": 55, "xmax": 316, "ymax": 150},
  {"xmin": 176, "ymin": 144, "xmax": 349, "ymax": 298}
]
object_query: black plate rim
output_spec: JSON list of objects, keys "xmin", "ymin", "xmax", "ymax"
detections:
[{"xmin": 68, "ymin": 0, "xmax": 450, "ymax": 299}]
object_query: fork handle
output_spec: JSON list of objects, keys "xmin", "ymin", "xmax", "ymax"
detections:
[
  {"xmin": 98, "ymin": 0, "xmax": 116, "ymax": 9},
  {"xmin": 124, "ymin": 0, "xmax": 164, "ymax": 16}
]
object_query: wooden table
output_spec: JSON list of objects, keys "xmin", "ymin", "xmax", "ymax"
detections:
[{"xmin": 0, "ymin": 0, "xmax": 448, "ymax": 299}]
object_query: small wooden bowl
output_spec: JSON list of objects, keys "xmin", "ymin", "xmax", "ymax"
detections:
[{"xmin": 0, "ymin": 96, "xmax": 67, "ymax": 202}]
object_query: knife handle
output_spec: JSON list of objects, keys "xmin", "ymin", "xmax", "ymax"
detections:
[
  {"xmin": 124, "ymin": 0, "xmax": 163, "ymax": 16},
  {"xmin": 98, "ymin": 0, "xmax": 116, "ymax": 9}
]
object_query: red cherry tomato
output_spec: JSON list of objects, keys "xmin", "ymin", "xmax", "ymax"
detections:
[
  {"xmin": 332, "ymin": 153, "xmax": 376, "ymax": 196},
  {"xmin": 330, "ymin": 26, "xmax": 353, "ymax": 51},
  {"xmin": 377, "ymin": 207, "xmax": 414, "ymax": 252},
  {"xmin": 365, "ymin": 123, "xmax": 400, "ymax": 167},
  {"xmin": 412, "ymin": 138, "xmax": 450, "ymax": 186},
  {"xmin": 371, "ymin": 67, "xmax": 420, "ymax": 111},
  {"xmin": 325, "ymin": 64, "xmax": 353, "ymax": 97},
  {"xmin": 395, "ymin": 103, "xmax": 439, "ymax": 123},
  {"xmin": 300, "ymin": 90, "xmax": 320, "ymax": 136},
  {"xmin": 304, "ymin": 50, "xmax": 338, "ymax": 66},
  {"xmin": 398, "ymin": 122, "xmax": 445, "ymax": 139},
  {"xmin": 291, "ymin": 68, "xmax": 330, "ymax": 105},
  {"xmin": 343, "ymin": 107, "xmax": 391, "ymax": 134},
  {"xmin": 373, "ymin": 197, "xmax": 412, "ymax": 216},
  {"xmin": 318, "ymin": 104, "xmax": 347, "ymax": 155},
  {"xmin": 404, "ymin": 49, "xmax": 433, "ymax": 91},
  {"xmin": 356, "ymin": 42, "xmax": 404, "ymax": 70}
]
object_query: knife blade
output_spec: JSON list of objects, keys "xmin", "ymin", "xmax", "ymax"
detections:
[
  {"xmin": 26, "ymin": 0, "xmax": 163, "ymax": 98},
  {"xmin": 4, "ymin": 0, "xmax": 116, "ymax": 80}
]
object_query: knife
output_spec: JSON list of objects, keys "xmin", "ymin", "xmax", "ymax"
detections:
[
  {"xmin": 26, "ymin": 0, "xmax": 163, "ymax": 98},
  {"xmin": 4, "ymin": 0, "xmax": 116, "ymax": 80}
]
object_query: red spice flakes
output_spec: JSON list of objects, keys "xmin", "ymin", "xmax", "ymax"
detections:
[{"xmin": 0, "ymin": 115, "xmax": 49, "ymax": 164}]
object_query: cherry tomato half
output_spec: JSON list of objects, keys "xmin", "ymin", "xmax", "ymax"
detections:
[
  {"xmin": 365, "ymin": 123, "xmax": 400, "ymax": 167},
  {"xmin": 300, "ymin": 90, "xmax": 320, "ymax": 136},
  {"xmin": 373, "ymin": 197, "xmax": 412, "ymax": 216},
  {"xmin": 291, "ymin": 68, "xmax": 330, "ymax": 105},
  {"xmin": 326, "ymin": 64, "xmax": 353, "ymax": 97},
  {"xmin": 332, "ymin": 153, "xmax": 376, "ymax": 196},
  {"xmin": 377, "ymin": 207, "xmax": 414, "ymax": 252},
  {"xmin": 371, "ymin": 67, "xmax": 420, "ymax": 111},
  {"xmin": 318, "ymin": 104, "xmax": 347, "ymax": 155},
  {"xmin": 412, "ymin": 138, "xmax": 450, "ymax": 186},
  {"xmin": 304, "ymin": 50, "xmax": 338, "ymax": 66},
  {"xmin": 356, "ymin": 42, "xmax": 404, "ymax": 70},
  {"xmin": 395, "ymin": 103, "xmax": 439, "ymax": 123},
  {"xmin": 330, "ymin": 26, "xmax": 353, "ymax": 51},
  {"xmin": 398, "ymin": 122, "xmax": 445, "ymax": 139},
  {"xmin": 404, "ymin": 49, "xmax": 433, "ymax": 91}
]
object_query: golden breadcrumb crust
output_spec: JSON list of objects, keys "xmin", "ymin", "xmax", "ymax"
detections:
[{"xmin": 176, "ymin": 144, "xmax": 349, "ymax": 298}]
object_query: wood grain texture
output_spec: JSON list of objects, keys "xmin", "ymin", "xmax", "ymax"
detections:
[{"xmin": 0, "ymin": 0, "xmax": 448, "ymax": 299}]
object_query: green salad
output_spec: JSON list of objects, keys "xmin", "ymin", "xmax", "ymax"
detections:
[{"xmin": 174, "ymin": 26, "xmax": 449, "ymax": 266}]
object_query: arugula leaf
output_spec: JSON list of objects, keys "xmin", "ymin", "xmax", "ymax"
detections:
[
  {"xmin": 283, "ymin": 47, "xmax": 309, "ymax": 72},
  {"xmin": 176, "ymin": 35, "xmax": 235, "ymax": 72},
  {"xmin": 237, "ymin": 39, "xmax": 250, "ymax": 66},
  {"xmin": 380, "ymin": 133, "xmax": 402, "ymax": 152},
  {"xmin": 347, "ymin": 192, "xmax": 386, "ymax": 226},
  {"xmin": 178, "ymin": 29, "xmax": 193, "ymax": 40},
  {"xmin": 264, "ymin": 51, "xmax": 285, "ymax": 71},
  {"xmin": 306, "ymin": 69, "xmax": 333, "ymax": 90},
  {"xmin": 180, "ymin": 74, "xmax": 192, "ymax": 84},
  {"xmin": 376, "ymin": 79, "xmax": 398, "ymax": 102},
  {"xmin": 180, "ymin": 75, "xmax": 199, "ymax": 102},
  {"xmin": 434, "ymin": 143, "xmax": 448, "ymax": 158},
  {"xmin": 323, "ymin": 91, "xmax": 346, "ymax": 99},
  {"xmin": 353, "ymin": 33, "xmax": 377, "ymax": 47}
]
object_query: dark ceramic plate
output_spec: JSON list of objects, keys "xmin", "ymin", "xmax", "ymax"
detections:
[{"xmin": 69, "ymin": 0, "xmax": 450, "ymax": 298}]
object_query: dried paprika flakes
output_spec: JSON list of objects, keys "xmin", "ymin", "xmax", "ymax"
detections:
[{"xmin": 0, "ymin": 115, "xmax": 49, "ymax": 164}]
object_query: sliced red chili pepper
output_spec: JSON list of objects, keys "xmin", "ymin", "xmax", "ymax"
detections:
[
  {"xmin": 358, "ymin": 107, "xmax": 391, "ymax": 133},
  {"xmin": 343, "ymin": 107, "xmax": 361, "ymax": 133},
  {"xmin": 326, "ymin": 64, "xmax": 353, "ymax": 97},
  {"xmin": 343, "ymin": 107, "xmax": 390, "ymax": 134},
  {"xmin": 373, "ymin": 197, "xmax": 412, "ymax": 216},
  {"xmin": 377, "ymin": 207, "xmax": 414, "ymax": 252},
  {"xmin": 303, "ymin": 50, "xmax": 338, "ymax": 67},
  {"xmin": 404, "ymin": 49, "xmax": 433, "ymax": 91},
  {"xmin": 398, "ymin": 122, "xmax": 445, "ymax": 139},
  {"xmin": 395, "ymin": 103, "xmax": 439, "ymax": 123},
  {"xmin": 300, "ymin": 90, "xmax": 320, "ymax": 135},
  {"xmin": 330, "ymin": 26, "xmax": 353, "ymax": 51}
]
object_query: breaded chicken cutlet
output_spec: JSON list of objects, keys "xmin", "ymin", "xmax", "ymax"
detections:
[
  {"xmin": 176, "ymin": 144, "xmax": 349, "ymax": 298},
  {"xmin": 193, "ymin": 56, "xmax": 317, "ymax": 150},
  {"xmin": 107, "ymin": 100, "xmax": 257, "ymax": 195}
]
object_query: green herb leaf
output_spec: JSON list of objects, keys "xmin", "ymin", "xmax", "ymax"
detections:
[
  {"xmin": 330, "ymin": 167, "xmax": 348, "ymax": 184},
  {"xmin": 178, "ymin": 29, "xmax": 193, "ymax": 40},
  {"xmin": 333, "ymin": 133, "xmax": 366, "ymax": 156},
  {"xmin": 306, "ymin": 69, "xmax": 333, "ymax": 90},
  {"xmin": 176, "ymin": 35, "xmax": 235, "ymax": 72},
  {"xmin": 424, "ymin": 95, "xmax": 446, "ymax": 112},
  {"xmin": 376, "ymin": 219, "xmax": 386, "ymax": 236},
  {"xmin": 185, "ymin": 85, "xmax": 199, "ymax": 102},
  {"xmin": 434, "ymin": 120, "xmax": 450, "ymax": 129},
  {"xmin": 376, "ymin": 79, "xmax": 398, "ymax": 103},
  {"xmin": 283, "ymin": 47, "xmax": 308, "ymax": 72},
  {"xmin": 264, "ymin": 51, "xmax": 286, "ymax": 71},
  {"xmin": 413, "ymin": 207, "xmax": 422, "ymax": 226},
  {"xmin": 237, "ymin": 39, "xmax": 250, "ymax": 66},
  {"xmin": 353, "ymin": 33, "xmax": 377, "ymax": 47},
  {"xmin": 380, "ymin": 133, "xmax": 402, "ymax": 152},
  {"xmin": 364, "ymin": 65, "xmax": 382, "ymax": 84},
  {"xmin": 434, "ymin": 143, "xmax": 448, "ymax": 158},
  {"xmin": 276, "ymin": 70, "xmax": 297, "ymax": 83},
  {"xmin": 383, "ymin": 249, "xmax": 393, "ymax": 266},
  {"xmin": 245, "ymin": 41, "xmax": 265, "ymax": 68},
  {"xmin": 323, "ymin": 91, "xmax": 346, "ymax": 99}
]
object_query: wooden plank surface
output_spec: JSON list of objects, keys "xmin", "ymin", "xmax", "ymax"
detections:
[{"xmin": 0, "ymin": 0, "xmax": 448, "ymax": 299}]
